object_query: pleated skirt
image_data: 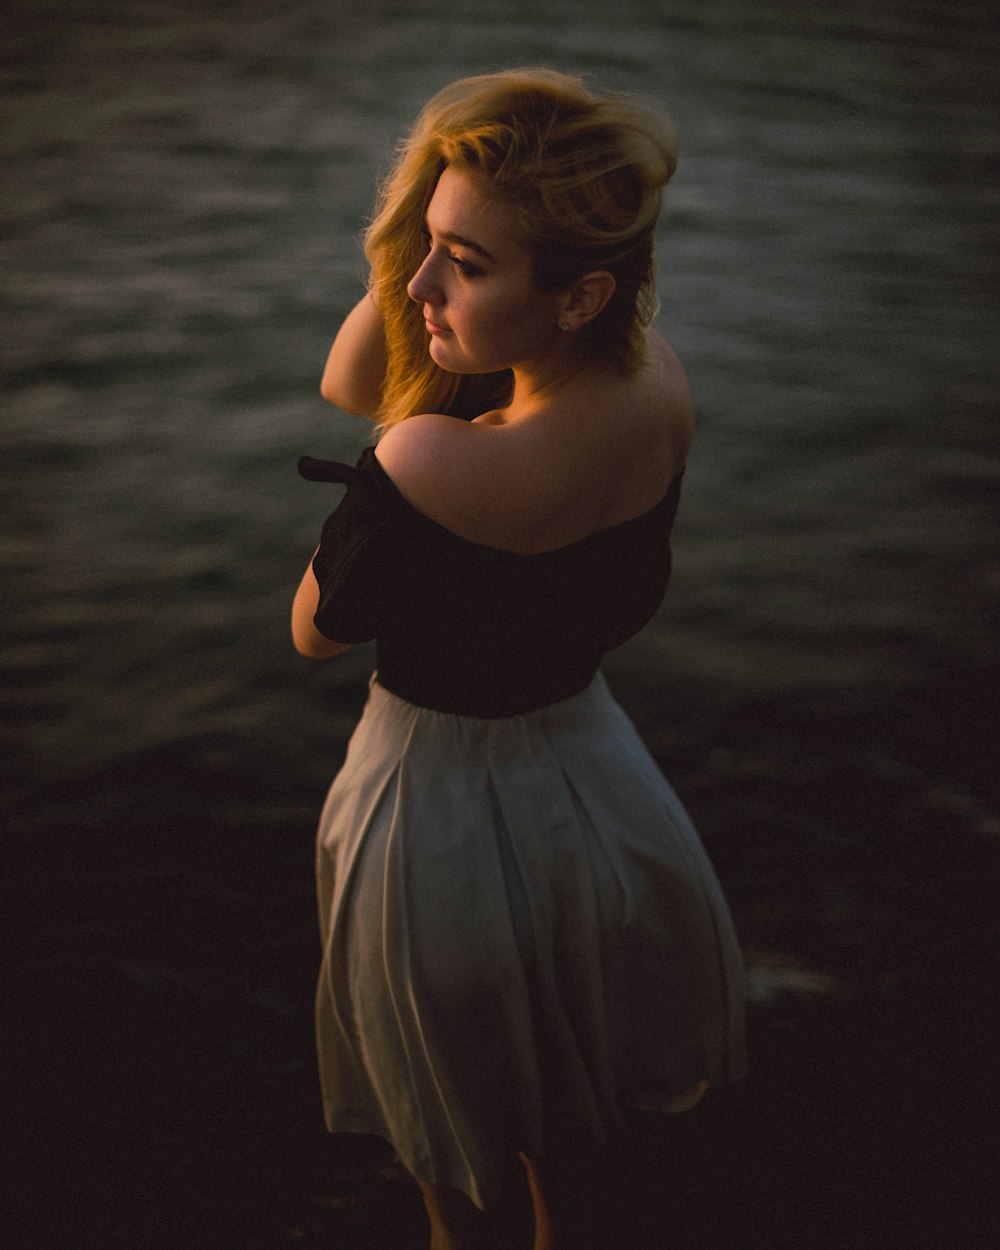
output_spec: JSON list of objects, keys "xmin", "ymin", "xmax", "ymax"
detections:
[{"xmin": 314, "ymin": 671, "xmax": 746, "ymax": 1210}]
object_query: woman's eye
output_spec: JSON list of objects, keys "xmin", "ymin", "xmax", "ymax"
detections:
[
  {"xmin": 420, "ymin": 230, "xmax": 481, "ymax": 277},
  {"xmin": 448, "ymin": 253, "xmax": 479, "ymax": 276}
]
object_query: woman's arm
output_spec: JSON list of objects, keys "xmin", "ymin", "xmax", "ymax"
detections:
[
  {"xmin": 291, "ymin": 553, "xmax": 352, "ymax": 658},
  {"xmin": 319, "ymin": 292, "xmax": 387, "ymax": 419}
]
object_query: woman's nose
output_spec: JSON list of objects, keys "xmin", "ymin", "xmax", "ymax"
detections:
[{"xmin": 407, "ymin": 253, "xmax": 443, "ymax": 306}]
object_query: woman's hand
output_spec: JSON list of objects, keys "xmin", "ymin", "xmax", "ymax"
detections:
[{"xmin": 319, "ymin": 290, "xmax": 387, "ymax": 419}]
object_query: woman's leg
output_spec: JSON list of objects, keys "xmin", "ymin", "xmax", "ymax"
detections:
[
  {"xmin": 418, "ymin": 1082, "xmax": 710, "ymax": 1249},
  {"xmin": 418, "ymin": 1175, "xmax": 533, "ymax": 1250},
  {"xmin": 417, "ymin": 1182, "xmax": 482, "ymax": 1250},
  {"xmin": 519, "ymin": 1154, "xmax": 556, "ymax": 1250},
  {"xmin": 519, "ymin": 1082, "xmax": 711, "ymax": 1249},
  {"xmin": 518, "ymin": 1151, "xmax": 612, "ymax": 1250}
]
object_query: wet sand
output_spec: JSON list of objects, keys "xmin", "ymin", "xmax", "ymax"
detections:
[{"xmin": 10, "ymin": 666, "xmax": 997, "ymax": 1248}]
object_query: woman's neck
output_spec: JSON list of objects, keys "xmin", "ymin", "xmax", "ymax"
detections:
[{"xmin": 505, "ymin": 351, "xmax": 613, "ymax": 421}]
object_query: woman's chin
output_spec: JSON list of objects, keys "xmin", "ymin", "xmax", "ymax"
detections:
[{"xmin": 428, "ymin": 338, "xmax": 464, "ymax": 372}]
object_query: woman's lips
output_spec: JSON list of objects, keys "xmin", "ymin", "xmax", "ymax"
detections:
[{"xmin": 425, "ymin": 319, "xmax": 450, "ymax": 336}]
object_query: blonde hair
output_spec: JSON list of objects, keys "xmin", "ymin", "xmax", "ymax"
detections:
[{"xmin": 365, "ymin": 68, "xmax": 678, "ymax": 429}]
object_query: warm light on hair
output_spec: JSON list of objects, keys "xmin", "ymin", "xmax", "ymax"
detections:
[{"xmin": 365, "ymin": 68, "xmax": 678, "ymax": 429}]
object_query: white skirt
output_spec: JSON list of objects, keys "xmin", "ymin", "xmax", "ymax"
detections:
[{"xmin": 314, "ymin": 672, "xmax": 746, "ymax": 1209}]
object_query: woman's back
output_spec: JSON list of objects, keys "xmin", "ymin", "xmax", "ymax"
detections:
[
  {"xmin": 375, "ymin": 330, "xmax": 693, "ymax": 557},
  {"xmin": 304, "ymin": 330, "xmax": 692, "ymax": 717}
]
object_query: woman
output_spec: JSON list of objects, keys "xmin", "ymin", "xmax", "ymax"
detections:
[{"xmin": 292, "ymin": 69, "xmax": 746, "ymax": 1250}]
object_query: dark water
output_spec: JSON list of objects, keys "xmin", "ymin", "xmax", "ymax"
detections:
[{"xmin": 4, "ymin": 1, "xmax": 998, "ymax": 1246}]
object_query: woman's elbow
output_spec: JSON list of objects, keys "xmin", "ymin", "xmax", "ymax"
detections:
[
  {"xmin": 319, "ymin": 374, "xmax": 380, "ymax": 419},
  {"xmin": 319, "ymin": 374, "xmax": 342, "ymax": 406},
  {"xmin": 292, "ymin": 623, "xmax": 351, "ymax": 659}
]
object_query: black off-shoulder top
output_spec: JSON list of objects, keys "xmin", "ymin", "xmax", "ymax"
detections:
[{"xmin": 298, "ymin": 447, "xmax": 683, "ymax": 718}]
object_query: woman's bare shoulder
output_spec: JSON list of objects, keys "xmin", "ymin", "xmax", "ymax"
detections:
[
  {"xmin": 375, "ymin": 410, "xmax": 616, "ymax": 552},
  {"xmin": 376, "ymin": 410, "xmax": 472, "ymax": 475},
  {"xmin": 373, "ymin": 338, "xmax": 694, "ymax": 550},
  {"xmin": 567, "ymin": 331, "xmax": 693, "ymax": 506},
  {"xmin": 374, "ymin": 413, "xmax": 527, "ymax": 544},
  {"xmin": 641, "ymin": 330, "xmax": 694, "ymax": 462}
]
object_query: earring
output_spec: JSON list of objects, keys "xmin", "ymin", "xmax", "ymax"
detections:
[{"xmin": 559, "ymin": 322, "xmax": 571, "ymax": 332}]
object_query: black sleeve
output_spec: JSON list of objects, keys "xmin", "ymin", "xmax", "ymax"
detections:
[{"xmin": 299, "ymin": 454, "xmax": 386, "ymax": 643}]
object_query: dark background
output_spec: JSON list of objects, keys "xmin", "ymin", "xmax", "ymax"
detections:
[{"xmin": 4, "ymin": 1, "xmax": 998, "ymax": 1245}]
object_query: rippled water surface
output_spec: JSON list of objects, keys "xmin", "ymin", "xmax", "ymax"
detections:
[
  {"xmin": 4, "ymin": 0, "xmax": 997, "ymax": 789},
  {"xmin": 5, "ymin": 2, "xmax": 998, "ymax": 1246}
]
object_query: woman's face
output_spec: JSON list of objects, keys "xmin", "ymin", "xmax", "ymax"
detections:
[{"xmin": 406, "ymin": 166, "xmax": 565, "ymax": 376}]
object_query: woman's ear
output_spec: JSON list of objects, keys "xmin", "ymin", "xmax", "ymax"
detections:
[{"xmin": 559, "ymin": 271, "xmax": 617, "ymax": 331}]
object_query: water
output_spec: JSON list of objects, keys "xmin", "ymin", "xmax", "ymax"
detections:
[{"xmin": 4, "ymin": 2, "xmax": 998, "ymax": 1246}]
